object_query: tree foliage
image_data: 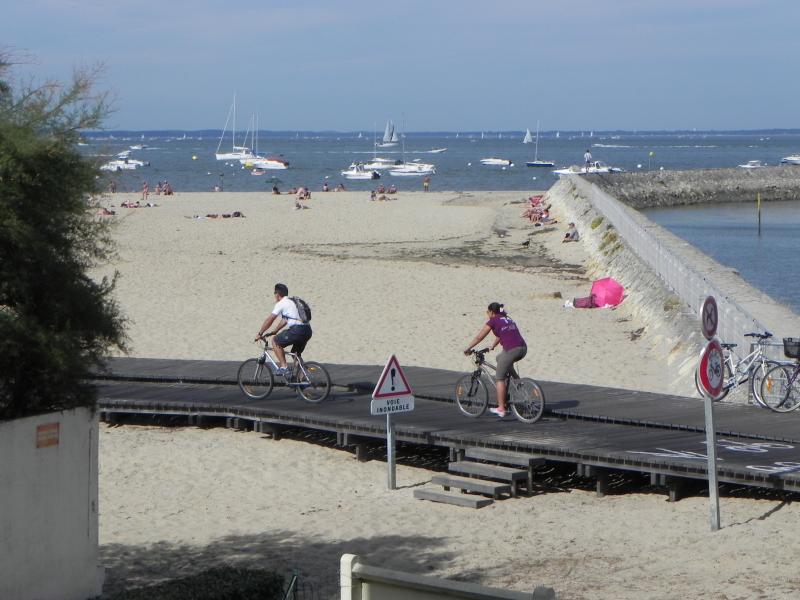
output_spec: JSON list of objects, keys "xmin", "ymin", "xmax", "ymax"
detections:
[{"xmin": 0, "ymin": 54, "xmax": 126, "ymax": 420}]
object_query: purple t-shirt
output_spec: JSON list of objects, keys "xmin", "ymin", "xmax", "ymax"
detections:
[{"xmin": 487, "ymin": 314, "xmax": 526, "ymax": 351}]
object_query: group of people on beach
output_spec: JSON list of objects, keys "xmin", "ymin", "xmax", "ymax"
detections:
[
  {"xmin": 141, "ymin": 180, "xmax": 173, "ymax": 200},
  {"xmin": 520, "ymin": 194, "xmax": 580, "ymax": 242}
]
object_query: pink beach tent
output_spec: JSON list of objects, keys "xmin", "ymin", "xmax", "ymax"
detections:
[{"xmin": 590, "ymin": 277, "xmax": 625, "ymax": 308}]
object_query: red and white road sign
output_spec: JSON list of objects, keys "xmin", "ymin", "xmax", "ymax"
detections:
[
  {"xmin": 372, "ymin": 355, "xmax": 413, "ymax": 399},
  {"xmin": 698, "ymin": 338, "xmax": 725, "ymax": 399},
  {"xmin": 701, "ymin": 296, "xmax": 718, "ymax": 340}
]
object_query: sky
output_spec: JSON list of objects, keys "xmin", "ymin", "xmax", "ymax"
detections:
[{"xmin": 2, "ymin": 0, "xmax": 799, "ymax": 132}]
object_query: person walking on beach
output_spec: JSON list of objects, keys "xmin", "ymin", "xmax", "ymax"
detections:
[
  {"xmin": 255, "ymin": 283, "xmax": 313, "ymax": 376},
  {"xmin": 423, "ymin": 176, "xmax": 430, "ymax": 192},
  {"xmin": 463, "ymin": 302, "xmax": 527, "ymax": 418},
  {"xmin": 141, "ymin": 181, "xmax": 149, "ymax": 201},
  {"xmin": 583, "ymin": 149, "xmax": 593, "ymax": 172}
]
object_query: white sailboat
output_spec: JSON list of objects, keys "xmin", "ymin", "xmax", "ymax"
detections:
[
  {"xmin": 526, "ymin": 121, "xmax": 554, "ymax": 167},
  {"xmin": 215, "ymin": 95, "xmax": 254, "ymax": 161},
  {"xmin": 376, "ymin": 120, "xmax": 399, "ymax": 148},
  {"xmin": 386, "ymin": 118, "xmax": 435, "ymax": 176},
  {"xmin": 522, "ymin": 128, "xmax": 533, "ymax": 144},
  {"xmin": 239, "ymin": 114, "xmax": 290, "ymax": 170}
]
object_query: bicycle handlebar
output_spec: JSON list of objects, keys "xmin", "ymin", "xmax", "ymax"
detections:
[{"xmin": 745, "ymin": 331, "xmax": 772, "ymax": 339}]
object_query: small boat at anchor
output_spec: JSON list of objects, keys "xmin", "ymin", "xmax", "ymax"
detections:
[
  {"xmin": 388, "ymin": 162, "xmax": 436, "ymax": 177},
  {"xmin": 480, "ymin": 157, "xmax": 513, "ymax": 166},
  {"xmin": 552, "ymin": 161, "xmax": 623, "ymax": 176},
  {"xmin": 738, "ymin": 160, "xmax": 766, "ymax": 169},
  {"xmin": 341, "ymin": 163, "xmax": 380, "ymax": 180}
]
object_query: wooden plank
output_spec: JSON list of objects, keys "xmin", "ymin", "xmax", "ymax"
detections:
[
  {"xmin": 464, "ymin": 447, "xmax": 544, "ymax": 467},
  {"xmin": 431, "ymin": 474, "xmax": 511, "ymax": 498},
  {"xmin": 413, "ymin": 488, "xmax": 494, "ymax": 509},
  {"xmin": 448, "ymin": 462, "xmax": 529, "ymax": 481}
]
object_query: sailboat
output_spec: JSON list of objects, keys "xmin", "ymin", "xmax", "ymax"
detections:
[
  {"xmin": 215, "ymin": 95, "xmax": 254, "ymax": 161},
  {"xmin": 388, "ymin": 119, "xmax": 435, "ymax": 176},
  {"xmin": 526, "ymin": 121, "xmax": 554, "ymax": 167},
  {"xmin": 522, "ymin": 128, "xmax": 533, "ymax": 144},
  {"xmin": 239, "ymin": 114, "xmax": 290, "ymax": 170},
  {"xmin": 376, "ymin": 120, "xmax": 399, "ymax": 148}
]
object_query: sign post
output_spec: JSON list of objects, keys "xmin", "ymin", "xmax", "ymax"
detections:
[
  {"xmin": 698, "ymin": 296, "xmax": 722, "ymax": 531},
  {"xmin": 371, "ymin": 355, "xmax": 414, "ymax": 490}
]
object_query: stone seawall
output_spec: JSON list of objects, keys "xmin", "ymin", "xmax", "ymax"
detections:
[
  {"xmin": 587, "ymin": 166, "xmax": 800, "ymax": 208},
  {"xmin": 547, "ymin": 175, "xmax": 800, "ymax": 401},
  {"xmin": 547, "ymin": 178, "xmax": 704, "ymax": 397}
]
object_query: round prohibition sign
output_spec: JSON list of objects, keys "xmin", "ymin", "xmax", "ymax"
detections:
[
  {"xmin": 698, "ymin": 338, "xmax": 724, "ymax": 399},
  {"xmin": 701, "ymin": 296, "xmax": 718, "ymax": 340}
]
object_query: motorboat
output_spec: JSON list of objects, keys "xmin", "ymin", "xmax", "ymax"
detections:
[
  {"xmin": 100, "ymin": 151, "xmax": 149, "ymax": 171},
  {"xmin": 738, "ymin": 160, "xmax": 766, "ymax": 169},
  {"xmin": 480, "ymin": 157, "xmax": 513, "ymax": 166},
  {"xmin": 552, "ymin": 161, "xmax": 624, "ymax": 175},
  {"xmin": 388, "ymin": 162, "xmax": 436, "ymax": 177},
  {"xmin": 780, "ymin": 155, "xmax": 800, "ymax": 165},
  {"xmin": 427, "ymin": 148, "xmax": 447, "ymax": 154},
  {"xmin": 247, "ymin": 155, "xmax": 290, "ymax": 170},
  {"xmin": 362, "ymin": 157, "xmax": 402, "ymax": 170},
  {"xmin": 341, "ymin": 163, "xmax": 380, "ymax": 180}
]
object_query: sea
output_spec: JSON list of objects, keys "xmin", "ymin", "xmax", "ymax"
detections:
[{"xmin": 81, "ymin": 129, "xmax": 800, "ymax": 315}]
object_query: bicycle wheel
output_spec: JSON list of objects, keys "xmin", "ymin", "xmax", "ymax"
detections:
[
  {"xmin": 751, "ymin": 360, "xmax": 783, "ymax": 407},
  {"xmin": 759, "ymin": 364, "xmax": 799, "ymax": 412},
  {"xmin": 509, "ymin": 378, "xmax": 546, "ymax": 423},
  {"xmin": 455, "ymin": 374, "xmax": 489, "ymax": 417},
  {"xmin": 294, "ymin": 361, "xmax": 331, "ymax": 403},
  {"xmin": 237, "ymin": 358, "xmax": 274, "ymax": 399}
]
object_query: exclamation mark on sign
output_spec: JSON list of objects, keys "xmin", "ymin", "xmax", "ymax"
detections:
[{"xmin": 390, "ymin": 368, "xmax": 396, "ymax": 391}]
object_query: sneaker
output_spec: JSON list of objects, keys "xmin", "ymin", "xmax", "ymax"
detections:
[
  {"xmin": 275, "ymin": 366, "xmax": 291, "ymax": 377},
  {"xmin": 489, "ymin": 407, "xmax": 507, "ymax": 418}
]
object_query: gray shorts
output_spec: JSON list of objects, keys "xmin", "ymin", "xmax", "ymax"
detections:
[{"xmin": 495, "ymin": 345, "xmax": 527, "ymax": 381}]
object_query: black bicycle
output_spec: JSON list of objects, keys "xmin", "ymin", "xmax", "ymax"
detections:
[{"xmin": 454, "ymin": 349, "xmax": 545, "ymax": 423}]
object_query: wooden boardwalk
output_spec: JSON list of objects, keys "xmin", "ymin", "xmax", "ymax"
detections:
[{"xmin": 94, "ymin": 357, "xmax": 800, "ymax": 495}]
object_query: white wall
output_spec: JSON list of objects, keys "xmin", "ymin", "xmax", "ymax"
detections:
[{"xmin": 0, "ymin": 408, "xmax": 103, "ymax": 600}]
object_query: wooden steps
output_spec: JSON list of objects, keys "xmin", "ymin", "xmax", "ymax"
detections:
[
  {"xmin": 448, "ymin": 461, "xmax": 528, "ymax": 497},
  {"xmin": 431, "ymin": 474, "xmax": 512, "ymax": 499},
  {"xmin": 415, "ymin": 449, "xmax": 546, "ymax": 508}
]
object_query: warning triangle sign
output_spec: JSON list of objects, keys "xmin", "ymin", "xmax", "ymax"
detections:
[{"xmin": 372, "ymin": 355, "xmax": 413, "ymax": 399}]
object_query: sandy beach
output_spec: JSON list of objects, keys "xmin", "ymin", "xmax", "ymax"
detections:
[{"xmin": 93, "ymin": 190, "xmax": 800, "ymax": 599}]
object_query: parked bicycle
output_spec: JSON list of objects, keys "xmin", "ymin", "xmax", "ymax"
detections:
[
  {"xmin": 454, "ymin": 349, "xmax": 545, "ymax": 423},
  {"xmin": 694, "ymin": 331, "xmax": 788, "ymax": 405},
  {"xmin": 758, "ymin": 338, "xmax": 800, "ymax": 413},
  {"xmin": 237, "ymin": 333, "xmax": 331, "ymax": 402}
]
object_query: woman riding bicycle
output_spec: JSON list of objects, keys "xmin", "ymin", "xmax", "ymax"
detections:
[{"xmin": 464, "ymin": 302, "xmax": 527, "ymax": 418}]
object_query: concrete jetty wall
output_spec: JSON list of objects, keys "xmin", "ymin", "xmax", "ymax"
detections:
[
  {"xmin": 548, "ymin": 174, "xmax": 800, "ymax": 401},
  {"xmin": 590, "ymin": 166, "xmax": 800, "ymax": 208}
]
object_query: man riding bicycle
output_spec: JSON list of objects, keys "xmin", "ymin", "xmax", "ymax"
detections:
[
  {"xmin": 255, "ymin": 283, "xmax": 312, "ymax": 376},
  {"xmin": 464, "ymin": 302, "xmax": 528, "ymax": 418}
]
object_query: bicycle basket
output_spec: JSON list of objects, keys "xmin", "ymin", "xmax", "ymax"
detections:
[{"xmin": 783, "ymin": 338, "xmax": 800, "ymax": 359}]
